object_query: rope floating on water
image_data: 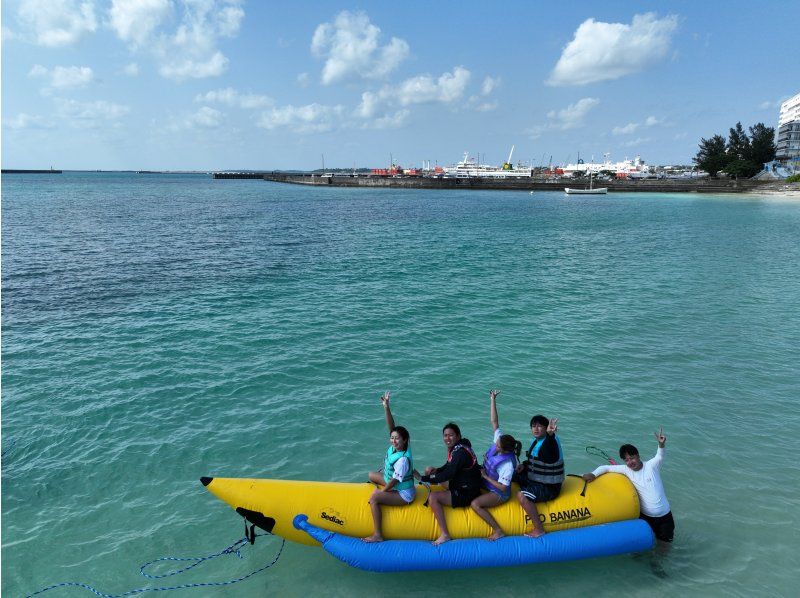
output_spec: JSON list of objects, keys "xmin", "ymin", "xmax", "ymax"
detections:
[
  {"xmin": 585, "ymin": 446, "xmax": 617, "ymax": 465},
  {"xmin": 26, "ymin": 533, "xmax": 285, "ymax": 598}
]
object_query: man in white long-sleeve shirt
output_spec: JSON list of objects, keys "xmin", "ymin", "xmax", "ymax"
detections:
[{"xmin": 582, "ymin": 428, "xmax": 674, "ymax": 543}]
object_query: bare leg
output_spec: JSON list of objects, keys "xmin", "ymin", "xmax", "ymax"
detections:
[
  {"xmin": 517, "ymin": 491, "xmax": 545, "ymax": 538},
  {"xmin": 471, "ymin": 492, "xmax": 506, "ymax": 540},
  {"xmin": 362, "ymin": 490, "xmax": 409, "ymax": 542},
  {"xmin": 428, "ymin": 491, "xmax": 454, "ymax": 545},
  {"xmin": 368, "ymin": 471, "xmax": 384, "ymax": 486}
]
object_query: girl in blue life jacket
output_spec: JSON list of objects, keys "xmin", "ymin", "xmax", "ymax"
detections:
[
  {"xmin": 363, "ymin": 391, "xmax": 416, "ymax": 543},
  {"xmin": 470, "ymin": 390, "xmax": 519, "ymax": 540}
]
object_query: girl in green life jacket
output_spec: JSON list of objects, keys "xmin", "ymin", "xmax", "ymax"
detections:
[{"xmin": 363, "ymin": 391, "xmax": 416, "ymax": 543}]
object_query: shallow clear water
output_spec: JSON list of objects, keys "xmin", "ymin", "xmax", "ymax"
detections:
[{"xmin": 3, "ymin": 173, "xmax": 799, "ymax": 597}]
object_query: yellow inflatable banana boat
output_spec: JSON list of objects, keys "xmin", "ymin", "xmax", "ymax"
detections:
[{"xmin": 201, "ymin": 474, "xmax": 639, "ymax": 546}]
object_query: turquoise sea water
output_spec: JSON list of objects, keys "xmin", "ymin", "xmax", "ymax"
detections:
[{"xmin": 2, "ymin": 172, "xmax": 799, "ymax": 597}]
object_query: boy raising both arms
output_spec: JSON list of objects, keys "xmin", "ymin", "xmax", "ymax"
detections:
[{"xmin": 582, "ymin": 428, "xmax": 674, "ymax": 543}]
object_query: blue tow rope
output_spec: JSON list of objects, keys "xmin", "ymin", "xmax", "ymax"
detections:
[{"xmin": 26, "ymin": 533, "xmax": 285, "ymax": 597}]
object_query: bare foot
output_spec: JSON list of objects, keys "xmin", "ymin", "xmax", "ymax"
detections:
[
  {"xmin": 488, "ymin": 530, "xmax": 505, "ymax": 541},
  {"xmin": 524, "ymin": 529, "xmax": 545, "ymax": 538},
  {"xmin": 362, "ymin": 534, "xmax": 384, "ymax": 543},
  {"xmin": 432, "ymin": 534, "xmax": 451, "ymax": 546}
]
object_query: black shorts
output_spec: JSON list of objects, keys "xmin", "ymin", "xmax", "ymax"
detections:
[
  {"xmin": 450, "ymin": 486, "xmax": 481, "ymax": 508},
  {"xmin": 640, "ymin": 511, "xmax": 675, "ymax": 542},
  {"xmin": 519, "ymin": 481, "xmax": 561, "ymax": 503}
]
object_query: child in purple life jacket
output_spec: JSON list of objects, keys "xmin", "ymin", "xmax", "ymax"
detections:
[{"xmin": 471, "ymin": 390, "xmax": 519, "ymax": 540}]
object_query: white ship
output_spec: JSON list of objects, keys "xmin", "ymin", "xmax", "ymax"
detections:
[
  {"xmin": 561, "ymin": 153, "xmax": 652, "ymax": 178},
  {"xmin": 443, "ymin": 146, "xmax": 532, "ymax": 178}
]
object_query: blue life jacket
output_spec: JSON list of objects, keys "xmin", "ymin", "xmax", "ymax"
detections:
[{"xmin": 383, "ymin": 444, "xmax": 414, "ymax": 491}]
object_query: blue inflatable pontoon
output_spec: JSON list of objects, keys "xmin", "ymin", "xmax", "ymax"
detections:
[{"xmin": 293, "ymin": 515, "xmax": 654, "ymax": 572}]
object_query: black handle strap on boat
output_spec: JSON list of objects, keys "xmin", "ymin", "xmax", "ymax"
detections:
[
  {"xmin": 244, "ymin": 520, "xmax": 256, "ymax": 545},
  {"xmin": 566, "ymin": 473, "xmax": 588, "ymax": 497}
]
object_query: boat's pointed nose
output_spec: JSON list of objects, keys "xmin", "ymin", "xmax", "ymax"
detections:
[{"xmin": 200, "ymin": 476, "xmax": 213, "ymax": 486}]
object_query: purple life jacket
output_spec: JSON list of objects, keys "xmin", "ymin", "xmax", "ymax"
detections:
[{"xmin": 483, "ymin": 444, "xmax": 516, "ymax": 494}]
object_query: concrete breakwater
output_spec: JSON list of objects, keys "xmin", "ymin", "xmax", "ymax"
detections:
[{"xmin": 255, "ymin": 172, "xmax": 796, "ymax": 194}]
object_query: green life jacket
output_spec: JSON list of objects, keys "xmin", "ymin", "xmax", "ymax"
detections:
[{"xmin": 383, "ymin": 444, "xmax": 414, "ymax": 491}]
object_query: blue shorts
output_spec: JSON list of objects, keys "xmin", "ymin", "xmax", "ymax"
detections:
[{"xmin": 487, "ymin": 485, "xmax": 511, "ymax": 502}]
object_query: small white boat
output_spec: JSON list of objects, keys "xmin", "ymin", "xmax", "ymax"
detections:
[
  {"xmin": 565, "ymin": 165, "xmax": 607, "ymax": 194},
  {"xmin": 564, "ymin": 186, "xmax": 608, "ymax": 195}
]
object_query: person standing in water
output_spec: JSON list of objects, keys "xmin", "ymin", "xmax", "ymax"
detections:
[
  {"xmin": 363, "ymin": 391, "xmax": 415, "ymax": 543},
  {"xmin": 582, "ymin": 428, "xmax": 674, "ymax": 543},
  {"xmin": 420, "ymin": 422, "xmax": 482, "ymax": 545},
  {"xmin": 471, "ymin": 390, "xmax": 518, "ymax": 540}
]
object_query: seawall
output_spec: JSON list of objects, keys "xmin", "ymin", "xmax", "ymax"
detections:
[{"xmin": 256, "ymin": 173, "xmax": 797, "ymax": 194}]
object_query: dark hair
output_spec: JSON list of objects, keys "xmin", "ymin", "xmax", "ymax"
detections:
[
  {"xmin": 442, "ymin": 422, "xmax": 461, "ymax": 436},
  {"xmin": 530, "ymin": 415, "xmax": 549, "ymax": 427},
  {"xmin": 391, "ymin": 426, "xmax": 410, "ymax": 446},
  {"xmin": 499, "ymin": 434, "xmax": 517, "ymax": 453},
  {"xmin": 619, "ymin": 444, "xmax": 639, "ymax": 459}
]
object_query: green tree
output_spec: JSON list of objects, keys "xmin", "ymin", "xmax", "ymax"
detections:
[
  {"xmin": 747, "ymin": 123, "xmax": 776, "ymax": 166},
  {"xmin": 694, "ymin": 134, "xmax": 728, "ymax": 177},
  {"xmin": 724, "ymin": 122, "xmax": 759, "ymax": 178},
  {"xmin": 726, "ymin": 122, "xmax": 750, "ymax": 161}
]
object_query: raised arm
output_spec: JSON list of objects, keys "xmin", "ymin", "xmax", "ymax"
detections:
[
  {"xmin": 381, "ymin": 391, "xmax": 396, "ymax": 431},
  {"xmin": 489, "ymin": 390, "xmax": 500, "ymax": 432},
  {"xmin": 654, "ymin": 427, "xmax": 667, "ymax": 449},
  {"xmin": 651, "ymin": 426, "xmax": 666, "ymax": 468}
]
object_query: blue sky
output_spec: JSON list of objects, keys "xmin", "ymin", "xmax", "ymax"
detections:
[{"xmin": 2, "ymin": 0, "xmax": 798, "ymax": 170}]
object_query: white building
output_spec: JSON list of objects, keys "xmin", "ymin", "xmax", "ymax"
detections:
[{"xmin": 776, "ymin": 92, "xmax": 800, "ymax": 170}]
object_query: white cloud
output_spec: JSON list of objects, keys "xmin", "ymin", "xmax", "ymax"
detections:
[
  {"xmin": 123, "ymin": 62, "xmax": 140, "ymax": 76},
  {"xmin": 296, "ymin": 72, "xmax": 310, "ymax": 87},
  {"xmin": 759, "ymin": 98, "xmax": 788, "ymax": 110},
  {"xmin": 29, "ymin": 65, "xmax": 94, "ymax": 90},
  {"xmin": 257, "ymin": 103, "xmax": 345, "ymax": 134},
  {"xmin": 620, "ymin": 137, "xmax": 651, "ymax": 147},
  {"xmin": 17, "ymin": 0, "xmax": 97, "ymax": 47},
  {"xmin": 365, "ymin": 109, "xmax": 410, "ymax": 130},
  {"xmin": 108, "ymin": 0, "xmax": 244, "ymax": 81},
  {"xmin": 160, "ymin": 52, "xmax": 228, "ymax": 80},
  {"xmin": 187, "ymin": 106, "xmax": 223, "ymax": 128},
  {"xmin": 612, "ymin": 122, "xmax": 639, "ymax": 135},
  {"xmin": 547, "ymin": 13, "xmax": 678, "ymax": 86},
  {"xmin": 356, "ymin": 91, "xmax": 381, "ymax": 119},
  {"xmin": 29, "ymin": 65, "xmax": 94, "ymax": 97},
  {"xmin": 395, "ymin": 66, "xmax": 471, "ymax": 105},
  {"xmin": 546, "ymin": 97, "xmax": 600, "ymax": 129},
  {"xmin": 528, "ymin": 97, "xmax": 600, "ymax": 139},
  {"xmin": 54, "ymin": 98, "xmax": 130, "ymax": 126},
  {"xmin": 195, "ymin": 87, "xmax": 272, "ymax": 109},
  {"xmin": 311, "ymin": 11, "xmax": 409, "ymax": 85},
  {"xmin": 108, "ymin": 0, "xmax": 171, "ymax": 47},
  {"xmin": 2, "ymin": 25, "xmax": 18, "ymax": 42},
  {"xmin": 473, "ymin": 101, "xmax": 498, "ymax": 112},
  {"xmin": 353, "ymin": 66, "xmax": 471, "ymax": 125},
  {"xmin": 3, "ymin": 113, "xmax": 55, "ymax": 129},
  {"xmin": 612, "ymin": 115, "xmax": 663, "ymax": 135},
  {"xmin": 481, "ymin": 76, "xmax": 500, "ymax": 96}
]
